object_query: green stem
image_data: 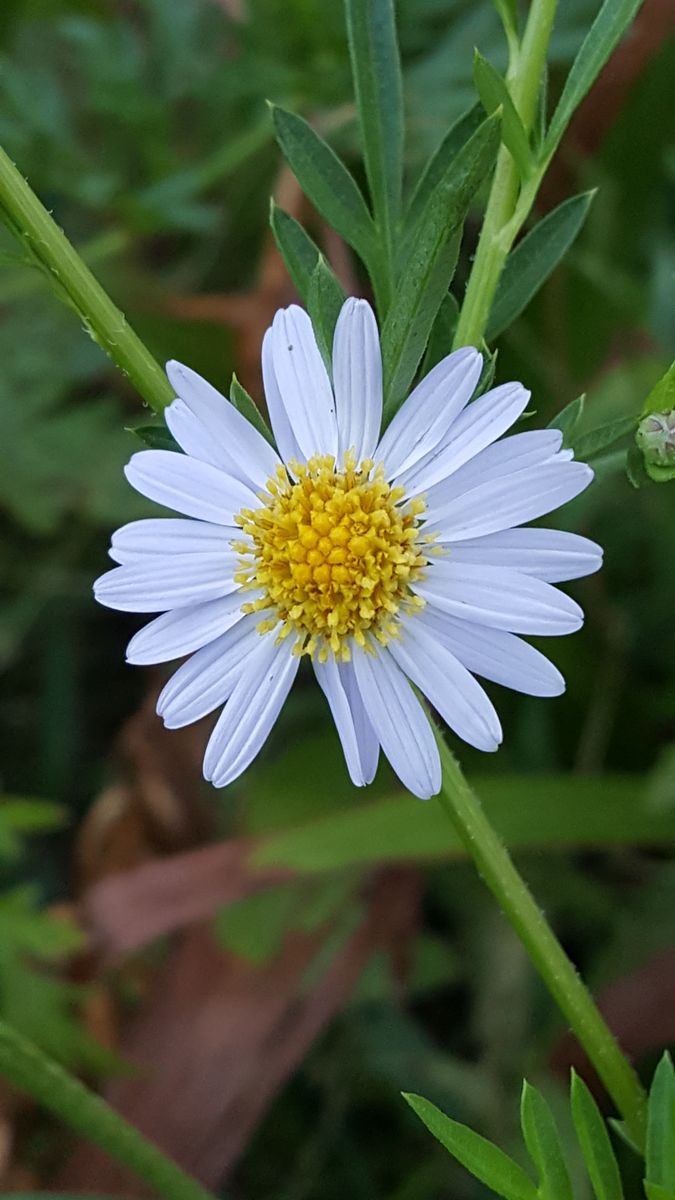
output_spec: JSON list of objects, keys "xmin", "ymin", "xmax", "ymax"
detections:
[
  {"xmin": 453, "ymin": 0, "xmax": 558, "ymax": 349},
  {"xmin": 435, "ymin": 738, "xmax": 648, "ymax": 1151},
  {"xmin": 0, "ymin": 144, "xmax": 174, "ymax": 413},
  {"xmin": 0, "ymin": 1020, "xmax": 217, "ymax": 1200}
]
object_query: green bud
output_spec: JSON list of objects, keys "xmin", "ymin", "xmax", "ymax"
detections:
[{"xmin": 636, "ymin": 410, "xmax": 675, "ymax": 467}]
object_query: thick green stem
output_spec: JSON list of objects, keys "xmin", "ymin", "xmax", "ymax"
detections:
[
  {"xmin": 0, "ymin": 1020, "xmax": 217, "ymax": 1200},
  {"xmin": 0, "ymin": 144, "xmax": 173, "ymax": 413},
  {"xmin": 435, "ymin": 738, "xmax": 648, "ymax": 1151},
  {"xmin": 453, "ymin": 0, "xmax": 558, "ymax": 349}
]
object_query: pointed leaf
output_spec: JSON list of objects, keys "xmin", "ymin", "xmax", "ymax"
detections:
[
  {"xmin": 404, "ymin": 103, "xmax": 483, "ymax": 237},
  {"xmin": 420, "ymin": 292, "xmax": 459, "ymax": 375},
  {"xmin": 647, "ymin": 1053, "xmax": 675, "ymax": 1192},
  {"xmin": 570, "ymin": 1072, "xmax": 624, "ymax": 1200},
  {"xmin": 488, "ymin": 191, "xmax": 595, "ymax": 340},
  {"xmin": 403, "ymin": 1093, "xmax": 538, "ymax": 1200},
  {"xmin": 271, "ymin": 105, "xmax": 375, "ymax": 263},
  {"xmin": 473, "ymin": 51, "xmax": 533, "ymax": 180},
  {"xmin": 520, "ymin": 1081, "xmax": 573, "ymax": 1200},
  {"xmin": 547, "ymin": 393, "xmax": 586, "ymax": 446},
  {"xmin": 270, "ymin": 202, "xmax": 320, "ymax": 300},
  {"xmin": 545, "ymin": 0, "xmax": 646, "ymax": 158},
  {"xmin": 128, "ymin": 422, "xmax": 181, "ymax": 451},
  {"xmin": 307, "ymin": 256, "xmax": 345, "ymax": 370},
  {"xmin": 573, "ymin": 416, "xmax": 638, "ymax": 463},
  {"xmin": 381, "ymin": 112, "xmax": 500, "ymax": 420},
  {"xmin": 344, "ymin": 0, "xmax": 403, "ymax": 240},
  {"xmin": 230, "ymin": 376, "xmax": 275, "ymax": 447}
]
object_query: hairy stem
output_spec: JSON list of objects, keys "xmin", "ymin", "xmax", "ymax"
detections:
[
  {"xmin": 453, "ymin": 0, "xmax": 558, "ymax": 349},
  {"xmin": 0, "ymin": 144, "xmax": 173, "ymax": 413},
  {"xmin": 0, "ymin": 1021, "xmax": 217, "ymax": 1200},
  {"xmin": 435, "ymin": 738, "xmax": 648, "ymax": 1151}
]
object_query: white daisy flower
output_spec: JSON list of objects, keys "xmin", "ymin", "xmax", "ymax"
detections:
[{"xmin": 94, "ymin": 298, "xmax": 601, "ymax": 799}]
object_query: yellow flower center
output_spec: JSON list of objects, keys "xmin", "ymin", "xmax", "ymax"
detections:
[{"xmin": 232, "ymin": 453, "xmax": 429, "ymax": 661}]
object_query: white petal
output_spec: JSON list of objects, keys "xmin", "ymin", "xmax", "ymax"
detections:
[
  {"xmin": 351, "ymin": 644, "xmax": 440, "ymax": 799},
  {"xmin": 262, "ymin": 326, "xmax": 303, "ymax": 465},
  {"xmin": 269, "ymin": 305, "xmax": 337, "ymax": 459},
  {"xmin": 425, "ymin": 461, "xmax": 594, "ymax": 541},
  {"xmin": 314, "ymin": 655, "xmax": 379, "ymax": 786},
  {"xmin": 376, "ymin": 347, "xmax": 482, "ymax": 479},
  {"xmin": 423, "ymin": 429, "xmax": 563, "ymax": 512},
  {"xmin": 203, "ymin": 634, "xmax": 299, "ymax": 787},
  {"xmin": 332, "ymin": 298, "xmax": 382, "ymax": 464},
  {"xmin": 156, "ymin": 614, "xmax": 263, "ymax": 728},
  {"xmin": 389, "ymin": 618, "xmax": 502, "ymax": 751},
  {"xmin": 415, "ymin": 561, "xmax": 584, "ymax": 635},
  {"xmin": 339, "ymin": 659, "xmax": 380, "ymax": 784},
  {"xmin": 125, "ymin": 450, "xmax": 258, "ymax": 524},
  {"xmin": 399, "ymin": 381, "xmax": 530, "ymax": 494},
  {"xmin": 165, "ymin": 361, "xmax": 280, "ymax": 490},
  {"xmin": 126, "ymin": 591, "xmax": 251, "ymax": 665},
  {"xmin": 110, "ymin": 518, "xmax": 236, "ymax": 564},
  {"xmin": 443, "ymin": 528, "xmax": 603, "ymax": 583},
  {"xmin": 94, "ymin": 553, "xmax": 239, "ymax": 613},
  {"xmin": 420, "ymin": 608, "xmax": 565, "ymax": 697}
]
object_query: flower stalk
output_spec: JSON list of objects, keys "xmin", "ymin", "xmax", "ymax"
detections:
[
  {"xmin": 453, "ymin": 0, "xmax": 558, "ymax": 349},
  {"xmin": 0, "ymin": 1020, "xmax": 217, "ymax": 1200},
  {"xmin": 0, "ymin": 143, "xmax": 174, "ymax": 413},
  {"xmin": 434, "ymin": 732, "xmax": 647, "ymax": 1150}
]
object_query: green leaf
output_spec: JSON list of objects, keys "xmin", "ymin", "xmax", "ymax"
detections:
[
  {"xmin": 646, "ymin": 1054, "xmax": 675, "ymax": 1193},
  {"xmin": 403, "ymin": 1094, "xmax": 538, "ymax": 1200},
  {"xmin": 626, "ymin": 439, "xmax": 651, "ymax": 489},
  {"xmin": 645, "ymin": 1184, "xmax": 675, "ymax": 1200},
  {"xmin": 269, "ymin": 202, "xmax": 321, "ymax": 302},
  {"xmin": 404, "ymin": 103, "xmax": 484, "ymax": 239},
  {"xmin": 573, "ymin": 416, "xmax": 638, "ymax": 463},
  {"xmin": 381, "ymin": 112, "xmax": 501, "ymax": 420},
  {"xmin": 307, "ymin": 255, "xmax": 345, "ymax": 370},
  {"xmin": 487, "ymin": 191, "xmax": 595, "ymax": 340},
  {"xmin": 545, "ymin": 0, "xmax": 646, "ymax": 158},
  {"xmin": 570, "ymin": 1071, "xmax": 624, "ymax": 1200},
  {"xmin": 271, "ymin": 105, "xmax": 375, "ymax": 264},
  {"xmin": 254, "ymin": 768, "xmax": 675, "ymax": 874},
  {"xmin": 473, "ymin": 51, "xmax": 533, "ymax": 180},
  {"xmin": 230, "ymin": 375, "xmax": 275, "ymax": 447},
  {"xmin": 547, "ymin": 393, "xmax": 586, "ymax": 446},
  {"xmin": 494, "ymin": 0, "xmax": 519, "ymax": 48},
  {"xmin": 128, "ymin": 421, "xmax": 180, "ymax": 451},
  {"xmin": 344, "ymin": 0, "xmax": 403, "ymax": 242},
  {"xmin": 520, "ymin": 1082, "xmax": 573, "ymax": 1200},
  {"xmin": 420, "ymin": 292, "xmax": 459, "ymax": 376}
]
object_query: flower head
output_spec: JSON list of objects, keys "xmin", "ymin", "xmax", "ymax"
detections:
[{"xmin": 94, "ymin": 298, "xmax": 601, "ymax": 798}]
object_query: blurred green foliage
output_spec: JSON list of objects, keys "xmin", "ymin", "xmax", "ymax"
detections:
[{"xmin": 0, "ymin": 0, "xmax": 673, "ymax": 1195}]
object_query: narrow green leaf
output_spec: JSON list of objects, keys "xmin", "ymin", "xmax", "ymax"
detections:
[
  {"xmin": 382, "ymin": 112, "xmax": 500, "ymax": 420},
  {"xmin": 404, "ymin": 103, "xmax": 483, "ymax": 236},
  {"xmin": 494, "ymin": 0, "xmax": 519, "ymax": 48},
  {"xmin": 545, "ymin": 0, "xmax": 646, "ymax": 158},
  {"xmin": 344, "ymin": 0, "xmax": 403, "ymax": 241},
  {"xmin": 420, "ymin": 292, "xmax": 459, "ymax": 375},
  {"xmin": 271, "ymin": 105, "xmax": 375, "ymax": 263},
  {"xmin": 573, "ymin": 416, "xmax": 638, "ymax": 463},
  {"xmin": 307, "ymin": 255, "xmax": 345, "ymax": 370},
  {"xmin": 270, "ymin": 202, "xmax": 320, "ymax": 300},
  {"xmin": 570, "ymin": 1071, "xmax": 624, "ymax": 1200},
  {"xmin": 230, "ymin": 375, "xmax": 275, "ymax": 446},
  {"xmin": 403, "ymin": 1094, "xmax": 538, "ymax": 1200},
  {"xmin": 128, "ymin": 422, "xmax": 180, "ymax": 451},
  {"xmin": 473, "ymin": 51, "xmax": 533, "ymax": 179},
  {"xmin": 520, "ymin": 1082, "xmax": 573, "ymax": 1200},
  {"xmin": 487, "ymin": 191, "xmax": 595, "ymax": 340},
  {"xmin": 547, "ymin": 394, "xmax": 586, "ymax": 446},
  {"xmin": 645, "ymin": 1184, "xmax": 675, "ymax": 1200},
  {"xmin": 647, "ymin": 1054, "xmax": 675, "ymax": 1192}
]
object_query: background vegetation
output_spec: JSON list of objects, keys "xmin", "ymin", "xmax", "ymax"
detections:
[{"xmin": 0, "ymin": 0, "xmax": 673, "ymax": 1195}]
